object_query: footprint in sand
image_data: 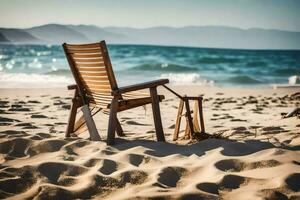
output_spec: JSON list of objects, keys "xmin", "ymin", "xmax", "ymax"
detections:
[
  {"xmin": 98, "ymin": 159, "xmax": 118, "ymax": 175},
  {"xmin": 214, "ymin": 159, "xmax": 281, "ymax": 172},
  {"xmin": 197, "ymin": 174, "xmax": 248, "ymax": 194},
  {"xmin": 219, "ymin": 174, "xmax": 247, "ymax": 190},
  {"xmin": 155, "ymin": 166, "xmax": 187, "ymax": 188},
  {"xmin": 31, "ymin": 114, "xmax": 48, "ymax": 119},
  {"xmin": 38, "ymin": 162, "xmax": 88, "ymax": 184},
  {"xmin": 15, "ymin": 123, "xmax": 39, "ymax": 129},
  {"xmin": 8, "ymin": 104, "xmax": 31, "ymax": 112},
  {"xmin": 0, "ymin": 138, "xmax": 31, "ymax": 159},
  {"xmin": 285, "ymin": 173, "xmax": 300, "ymax": 192},
  {"xmin": 0, "ymin": 168, "xmax": 36, "ymax": 195},
  {"xmin": 118, "ymin": 170, "xmax": 148, "ymax": 185},
  {"xmin": 28, "ymin": 139, "xmax": 68, "ymax": 156},
  {"xmin": 261, "ymin": 126, "xmax": 286, "ymax": 134},
  {"xmin": 27, "ymin": 100, "xmax": 41, "ymax": 104},
  {"xmin": 0, "ymin": 116, "xmax": 20, "ymax": 123}
]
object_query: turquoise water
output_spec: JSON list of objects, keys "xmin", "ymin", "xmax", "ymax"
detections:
[{"xmin": 0, "ymin": 44, "xmax": 299, "ymax": 87}]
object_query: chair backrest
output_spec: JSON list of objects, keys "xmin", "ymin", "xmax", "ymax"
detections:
[{"xmin": 63, "ymin": 41, "xmax": 119, "ymax": 108}]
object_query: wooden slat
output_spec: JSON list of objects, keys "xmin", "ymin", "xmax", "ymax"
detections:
[
  {"xmin": 66, "ymin": 43, "xmax": 101, "ymax": 49},
  {"xmin": 87, "ymin": 94, "xmax": 112, "ymax": 101},
  {"xmin": 83, "ymin": 79, "xmax": 110, "ymax": 85},
  {"xmin": 79, "ymin": 71, "xmax": 107, "ymax": 76},
  {"xmin": 80, "ymin": 76, "xmax": 109, "ymax": 81},
  {"xmin": 73, "ymin": 53, "xmax": 102, "ymax": 58},
  {"xmin": 68, "ymin": 48, "xmax": 101, "ymax": 54},
  {"xmin": 83, "ymin": 83, "xmax": 111, "ymax": 91},
  {"xmin": 78, "ymin": 67, "xmax": 107, "ymax": 72},
  {"xmin": 73, "ymin": 58, "xmax": 104, "ymax": 63},
  {"xmin": 86, "ymin": 87, "xmax": 112, "ymax": 94},
  {"xmin": 88, "ymin": 97, "xmax": 112, "ymax": 104},
  {"xmin": 88, "ymin": 92, "xmax": 113, "ymax": 99},
  {"xmin": 76, "ymin": 63, "xmax": 105, "ymax": 67}
]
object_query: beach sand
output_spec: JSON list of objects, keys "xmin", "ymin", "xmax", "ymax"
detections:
[{"xmin": 0, "ymin": 86, "xmax": 299, "ymax": 199}]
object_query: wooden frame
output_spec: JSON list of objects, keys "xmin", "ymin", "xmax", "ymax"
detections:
[
  {"xmin": 162, "ymin": 85, "xmax": 205, "ymax": 141},
  {"xmin": 63, "ymin": 41, "xmax": 169, "ymax": 145},
  {"xmin": 172, "ymin": 96, "xmax": 206, "ymax": 140}
]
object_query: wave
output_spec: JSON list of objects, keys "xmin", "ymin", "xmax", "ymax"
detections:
[
  {"xmin": 226, "ymin": 75, "xmax": 262, "ymax": 84},
  {"xmin": 158, "ymin": 73, "xmax": 214, "ymax": 85},
  {"xmin": 197, "ymin": 57, "xmax": 240, "ymax": 64},
  {"xmin": 246, "ymin": 61, "xmax": 268, "ymax": 67},
  {"xmin": 0, "ymin": 72, "xmax": 73, "ymax": 88},
  {"xmin": 274, "ymin": 68, "xmax": 300, "ymax": 76},
  {"xmin": 128, "ymin": 63, "xmax": 198, "ymax": 72}
]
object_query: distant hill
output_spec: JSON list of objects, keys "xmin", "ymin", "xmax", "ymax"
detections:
[
  {"xmin": 0, "ymin": 32, "xmax": 9, "ymax": 42},
  {"xmin": 0, "ymin": 28, "xmax": 41, "ymax": 43},
  {"xmin": 26, "ymin": 24, "xmax": 89, "ymax": 43},
  {"xmin": 1, "ymin": 24, "xmax": 300, "ymax": 49}
]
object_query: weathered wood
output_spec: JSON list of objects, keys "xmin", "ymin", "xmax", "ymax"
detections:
[
  {"xmin": 184, "ymin": 118, "xmax": 191, "ymax": 139},
  {"xmin": 73, "ymin": 58, "xmax": 104, "ymax": 63},
  {"xmin": 198, "ymin": 98, "xmax": 205, "ymax": 133},
  {"xmin": 66, "ymin": 88, "xmax": 80, "ymax": 137},
  {"xmin": 184, "ymin": 97, "xmax": 194, "ymax": 138},
  {"xmin": 114, "ymin": 79, "xmax": 169, "ymax": 95},
  {"xmin": 173, "ymin": 99, "xmax": 184, "ymax": 141},
  {"xmin": 67, "ymin": 48, "xmax": 102, "ymax": 54},
  {"xmin": 73, "ymin": 114, "xmax": 87, "ymax": 135},
  {"xmin": 73, "ymin": 53, "xmax": 102, "ymax": 59},
  {"xmin": 107, "ymin": 97, "xmax": 118, "ymax": 145},
  {"xmin": 100, "ymin": 41, "xmax": 119, "ymax": 91},
  {"xmin": 116, "ymin": 118, "xmax": 125, "ymax": 137},
  {"xmin": 150, "ymin": 87, "xmax": 165, "ymax": 142},
  {"xmin": 171, "ymin": 95, "xmax": 206, "ymax": 141},
  {"xmin": 193, "ymin": 101, "xmax": 201, "ymax": 133},
  {"xmin": 66, "ymin": 42, "xmax": 101, "ymax": 48},
  {"xmin": 81, "ymin": 105, "xmax": 101, "ymax": 141}
]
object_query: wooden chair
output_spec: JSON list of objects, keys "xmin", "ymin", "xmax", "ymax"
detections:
[{"xmin": 62, "ymin": 41, "xmax": 169, "ymax": 145}]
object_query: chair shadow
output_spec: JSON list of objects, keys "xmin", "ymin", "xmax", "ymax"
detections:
[{"xmin": 112, "ymin": 137, "xmax": 291, "ymax": 158}]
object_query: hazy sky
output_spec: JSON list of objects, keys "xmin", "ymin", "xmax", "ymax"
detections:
[{"xmin": 0, "ymin": 0, "xmax": 299, "ymax": 31}]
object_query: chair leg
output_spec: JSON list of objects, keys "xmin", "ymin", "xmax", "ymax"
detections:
[
  {"xmin": 193, "ymin": 101, "xmax": 201, "ymax": 133},
  {"xmin": 184, "ymin": 98, "xmax": 195, "ymax": 138},
  {"xmin": 150, "ymin": 87, "xmax": 165, "ymax": 142},
  {"xmin": 198, "ymin": 98, "xmax": 205, "ymax": 133},
  {"xmin": 81, "ymin": 105, "xmax": 101, "ymax": 141},
  {"xmin": 115, "ymin": 117, "xmax": 125, "ymax": 137},
  {"xmin": 107, "ymin": 97, "xmax": 118, "ymax": 145},
  {"xmin": 66, "ymin": 91, "xmax": 80, "ymax": 137},
  {"xmin": 184, "ymin": 119, "xmax": 191, "ymax": 139},
  {"xmin": 173, "ymin": 99, "xmax": 184, "ymax": 141}
]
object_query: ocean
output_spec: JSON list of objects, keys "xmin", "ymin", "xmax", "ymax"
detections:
[{"xmin": 0, "ymin": 44, "xmax": 299, "ymax": 88}]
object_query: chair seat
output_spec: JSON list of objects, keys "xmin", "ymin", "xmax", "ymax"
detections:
[
  {"xmin": 116, "ymin": 95, "xmax": 165, "ymax": 112},
  {"xmin": 88, "ymin": 91, "xmax": 164, "ymax": 112}
]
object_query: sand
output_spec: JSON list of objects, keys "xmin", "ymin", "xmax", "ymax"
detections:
[{"xmin": 0, "ymin": 86, "xmax": 299, "ymax": 199}]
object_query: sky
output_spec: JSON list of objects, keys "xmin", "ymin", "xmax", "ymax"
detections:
[{"xmin": 0, "ymin": 0, "xmax": 300, "ymax": 31}]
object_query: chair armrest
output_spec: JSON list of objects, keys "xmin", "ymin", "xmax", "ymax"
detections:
[
  {"xmin": 67, "ymin": 84, "xmax": 78, "ymax": 90},
  {"xmin": 112, "ymin": 79, "xmax": 169, "ymax": 95}
]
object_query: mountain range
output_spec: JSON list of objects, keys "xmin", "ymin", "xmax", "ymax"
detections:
[{"xmin": 1, "ymin": 24, "xmax": 300, "ymax": 49}]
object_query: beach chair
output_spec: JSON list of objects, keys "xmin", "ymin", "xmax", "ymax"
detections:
[{"xmin": 62, "ymin": 41, "xmax": 169, "ymax": 145}]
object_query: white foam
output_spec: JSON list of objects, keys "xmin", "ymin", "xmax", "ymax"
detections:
[
  {"xmin": 158, "ymin": 73, "xmax": 214, "ymax": 86},
  {"xmin": 0, "ymin": 72, "xmax": 73, "ymax": 88}
]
